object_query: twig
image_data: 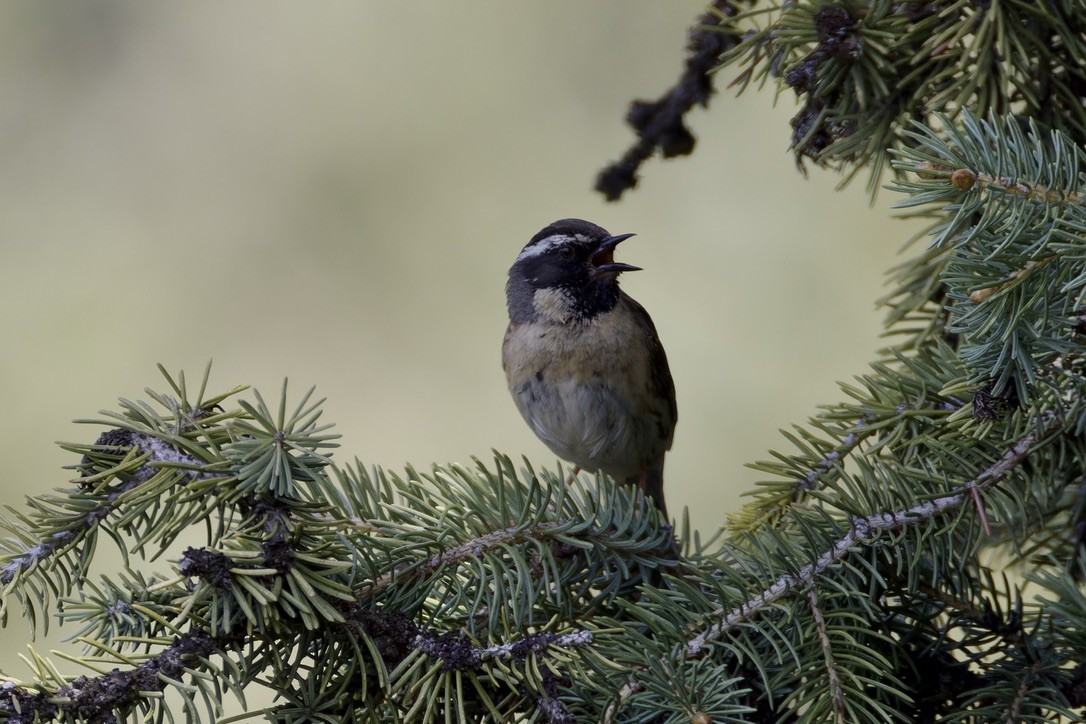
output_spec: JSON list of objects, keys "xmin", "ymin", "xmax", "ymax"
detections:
[
  {"xmin": 595, "ymin": 0, "xmax": 741, "ymax": 201},
  {"xmin": 81, "ymin": 428, "xmax": 220, "ymax": 485},
  {"xmin": 969, "ymin": 258, "xmax": 1056, "ymax": 304},
  {"xmin": 536, "ymin": 693, "xmax": 576, "ymax": 724},
  {"xmin": 413, "ymin": 628, "xmax": 593, "ymax": 669},
  {"xmin": 807, "ymin": 587, "xmax": 846, "ymax": 723},
  {"xmin": 0, "ymin": 630, "xmax": 226, "ymax": 722},
  {"xmin": 912, "ymin": 161, "xmax": 1085, "ymax": 206},
  {"xmin": 354, "ymin": 521, "xmax": 564, "ymax": 599},
  {"xmin": 970, "ymin": 485, "xmax": 992, "ymax": 536},
  {"xmin": 799, "ymin": 415, "xmax": 877, "ymax": 491},
  {"xmin": 342, "ymin": 604, "xmax": 588, "ymax": 722},
  {"xmin": 1005, "ymin": 660, "xmax": 1044, "ymax": 724}
]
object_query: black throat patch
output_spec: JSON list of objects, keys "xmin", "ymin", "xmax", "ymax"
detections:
[{"xmin": 567, "ymin": 277, "xmax": 620, "ymax": 320}]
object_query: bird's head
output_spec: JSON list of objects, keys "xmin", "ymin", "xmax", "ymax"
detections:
[{"xmin": 506, "ymin": 219, "xmax": 639, "ymax": 324}]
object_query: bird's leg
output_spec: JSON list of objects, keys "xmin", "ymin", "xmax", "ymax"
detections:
[{"xmin": 565, "ymin": 466, "xmax": 581, "ymax": 485}]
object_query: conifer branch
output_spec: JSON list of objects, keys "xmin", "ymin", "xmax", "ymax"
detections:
[
  {"xmin": 0, "ymin": 429, "xmax": 221, "ymax": 588},
  {"xmin": 601, "ymin": 411, "xmax": 1068, "ymax": 721},
  {"xmin": 686, "ymin": 411, "xmax": 1063, "ymax": 657},
  {"xmin": 911, "ymin": 161, "xmax": 1086, "ymax": 207},
  {"xmin": 0, "ymin": 630, "xmax": 229, "ymax": 722},
  {"xmin": 887, "ymin": 112, "xmax": 1086, "ymax": 399},
  {"xmin": 607, "ymin": 3, "xmax": 1086, "ymax": 188}
]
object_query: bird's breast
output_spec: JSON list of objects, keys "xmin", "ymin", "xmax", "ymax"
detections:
[
  {"xmin": 502, "ymin": 301, "xmax": 667, "ymax": 477},
  {"xmin": 504, "ymin": 305, "xmax": 652, "ymax": 388}
]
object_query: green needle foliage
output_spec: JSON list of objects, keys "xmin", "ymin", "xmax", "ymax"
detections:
[
  {"xmin": 720, "ymin": 0, "xmax": 1086, "ymax": 189},
  {"xmin": 5, "ymin": 2, "xmax": 1086, "ymax": 722},
  {"xmin": 0, "ymin": 366, "xmax": 681, "ymax": 722}
]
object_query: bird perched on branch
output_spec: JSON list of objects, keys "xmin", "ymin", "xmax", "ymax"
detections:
[{"xmin": 502, "ymin": 219, "xmax": 677, "ymax": 517}]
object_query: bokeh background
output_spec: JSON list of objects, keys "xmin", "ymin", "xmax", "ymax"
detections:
[{"xmin": 0, "ymin": 0, "xmax": 919, "ymax": 699}]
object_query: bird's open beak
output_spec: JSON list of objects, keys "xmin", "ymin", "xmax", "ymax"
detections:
[{"xmin": 591, "ymin": 233, "xmax": 641, "ymax": 273}]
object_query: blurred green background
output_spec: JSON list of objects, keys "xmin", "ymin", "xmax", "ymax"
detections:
[{"xmin": 0, "ymin": 1, "xmax": 915, "ymax": 693}]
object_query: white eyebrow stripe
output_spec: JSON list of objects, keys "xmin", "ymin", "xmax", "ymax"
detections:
[{"xmin": 515, "ymin": 234, "xmax": 579, "ymax": 262}]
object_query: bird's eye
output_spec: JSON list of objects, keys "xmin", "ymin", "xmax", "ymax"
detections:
[{"xmin": 558, "ymin": 246, "xmax": 575, "ymax": 260}]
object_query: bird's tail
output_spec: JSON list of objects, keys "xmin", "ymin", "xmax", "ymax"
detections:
[
  {"xmin": 625, "ymin": 465, "xmax": 682, "ymax": 589},
  {"xmin": 628, "ymin": 465, "xmax": 667, "ymax": 519}
]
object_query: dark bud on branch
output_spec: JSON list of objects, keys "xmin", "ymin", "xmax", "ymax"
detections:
[
  {"xmin": 972, "ymin": 383, "xmax": 1020, "ymax": 421},
  {"xmin": 787, "ymin": 5, "xmax": 862, "ymax": 163},
  {"xmin": 179, "ymin": 547, "xmax": 235, "ymax": 589}
]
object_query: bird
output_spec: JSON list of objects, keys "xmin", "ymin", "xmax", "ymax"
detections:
[{"xmin": 502, "ymin": 218, "xmax": 677, "ymax": 518}]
